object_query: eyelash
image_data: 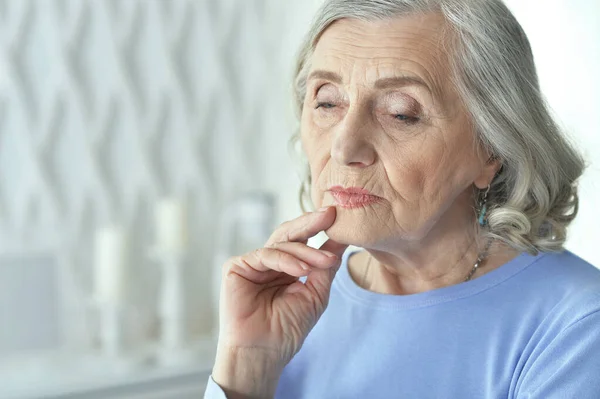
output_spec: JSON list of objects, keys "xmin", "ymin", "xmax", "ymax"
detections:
[
  {"xmin": 315, "ymin": 102, "xmax": 420, "ymax": 125},
  {"xmin": 394, "ymin": 114, "xmax": 420, "ymax": 125},
  {"xmin": 315, "ymin": 102, "xmax": 336, "ymax": 110}
]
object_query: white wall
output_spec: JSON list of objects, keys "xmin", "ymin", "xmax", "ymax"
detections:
[
  {"xmin": 0, "ymin": 0, "xmax": 323, "ymax": 357},
  {"xmin": 0, "ymin": 0, "xmax": 324, "ymax": 394}
]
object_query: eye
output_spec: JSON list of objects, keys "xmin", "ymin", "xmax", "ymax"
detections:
[
  {"xmin": 316, "ymin": 102, "xmax": 336, "ymax": 110},
  {"xmin": 394, "ymin": 114, "xmax": 420, "ymax": 125}
]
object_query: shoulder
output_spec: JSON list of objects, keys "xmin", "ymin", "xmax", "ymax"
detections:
[
  {"xmin": 525, "ymin": 250, "xmax": 600, "ymax": 322},
  {"xmin": 518, "ymin": 251, "xmax": 600, "ymax": 338},
  {"xmin": 528, "ymin": 250, "xmax": 600, "ymax": 304},
  {"xmin": 512, "ymin": 252, "xmax": 600, "ymax": 397},
  {"xmin": 515, "ymin": 251, "xmax": 600, "ymax": 397},
  {"xmin": 537, "ymin": 249, "xmax": 599, "ymax": 274}
]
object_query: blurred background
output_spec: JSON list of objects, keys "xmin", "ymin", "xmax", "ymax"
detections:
[{"xmin": 0, "ymin": 0, "xmax": 598, "ymax": 398}]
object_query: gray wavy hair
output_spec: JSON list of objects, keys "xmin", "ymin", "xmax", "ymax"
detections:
[{"xmin": 287, "ymin": 0, "xmax": 586, "ymax": 255}]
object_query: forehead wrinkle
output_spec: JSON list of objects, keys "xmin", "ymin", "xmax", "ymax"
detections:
[
  {"xmin": 320, "ymin": 15, "xmax": 449, "ymax": 61},
  {"xmin": 316, "ymin": 53, "xmax": 439, "ymax": 95},
  {"xmin": 317, "ymin": 33, "xmax": 445, "ymax": 72}
]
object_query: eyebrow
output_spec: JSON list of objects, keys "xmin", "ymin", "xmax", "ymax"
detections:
[{"xmin": 307, "ymin": 70, "xmax": 432, "ymax": 93}]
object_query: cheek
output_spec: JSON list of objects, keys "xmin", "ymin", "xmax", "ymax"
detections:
[
  {"xmin": 300, "ymin": 103, "xmax": 321, "ymax": 144},
  {"xmin": 386, "ymin": 157, "xmax": 428, "ymax": 203},
  {"xmin": 301, "ymin": 111, "xmax": 331, "ymax": 144},
  {"xmin": 300, "ymin": 116, "xmax": 329, "ymax": 187},
  {"xmin": 421, "ymin": 150, "xmax": 480, "ymax": 213},
  {"xmin": 300, "ymin": 103, "xmax": 333, "ymax": 156},
  {"xmin": 385, "ymin": 133, "xmax": 476, "ymax": 203},
  {"xmin": 300, "ymin": 114, "xmax": 319, "ymax": 164},
  {"xmin": 311, "ymin": 109, "xmax": 342, "ymax": 130}
]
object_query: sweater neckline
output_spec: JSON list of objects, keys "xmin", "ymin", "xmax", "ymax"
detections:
[{"xmin": 334, "ymin": 246, "xmax": 547, "ymax": 310}]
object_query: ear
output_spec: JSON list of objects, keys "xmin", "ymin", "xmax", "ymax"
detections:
[{"xmin": 473, "ymin": 155, "xmax": 502, "ymax": 190}]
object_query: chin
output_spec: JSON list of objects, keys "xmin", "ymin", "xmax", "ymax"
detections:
[
  {"xmin": 324, "ymin": 205, "xmax": 427, "ymax": 249},
  {"xmin": 323, "ymin": 220, "xmax": 380, "ymax": 248}
]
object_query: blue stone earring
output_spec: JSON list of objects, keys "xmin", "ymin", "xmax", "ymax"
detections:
[{"xmin": 478, "ymin": 185, "xmax": 491, "ymax": 226}]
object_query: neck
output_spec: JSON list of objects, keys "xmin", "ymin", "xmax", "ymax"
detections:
[{"xmin": 348, "ymin": 203, "xmax": 519, "ymax": 295}]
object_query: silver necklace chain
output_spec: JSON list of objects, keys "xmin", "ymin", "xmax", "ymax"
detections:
[
  {"xmin": 362, "ymin": 236, "xmax": 494, "ymax": 287},
  {"xmin": 464, "ymin": 237, "xmax": 494, "ymax": 282}
]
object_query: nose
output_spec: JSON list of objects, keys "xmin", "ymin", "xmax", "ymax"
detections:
[{"xmin": 330, "ymin": 106, "xmax": 376, "ymax": 168}]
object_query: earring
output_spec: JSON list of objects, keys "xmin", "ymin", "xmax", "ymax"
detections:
[{"xmin": 478, "ymin": 184, "xmax": 490, "ymax": 226}]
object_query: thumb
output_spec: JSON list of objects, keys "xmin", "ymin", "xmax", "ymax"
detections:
[{"xmin": 304, "ymin": 239, "xmax": 349, "ymax": 310}]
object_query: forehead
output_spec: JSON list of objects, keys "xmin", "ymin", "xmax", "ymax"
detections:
[{"xmin": 311, "ymin": 13, "xmax": 451, "ymax": 96}]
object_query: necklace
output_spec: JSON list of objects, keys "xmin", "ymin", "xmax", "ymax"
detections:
[
  {"xmin": 464, "ymin": 237, "xmax": 494, "ymax": 282},
  {"xmin": 361, "ymin": 237, "xmax": 494, "ymax": 288}
]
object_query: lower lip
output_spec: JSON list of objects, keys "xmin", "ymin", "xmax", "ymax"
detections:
[{"xmin": 331, "ymin": 192, "xmax": 380, "ymax": 209}]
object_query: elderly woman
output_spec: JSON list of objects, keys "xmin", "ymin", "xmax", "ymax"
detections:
[{"xmin": 205, "ymin": 0, "xmax": 600, "ymax": 398}]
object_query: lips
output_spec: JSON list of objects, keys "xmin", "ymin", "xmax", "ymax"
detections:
[{"xmin": 329, "ymin": 186, "xmax": 381, "ymax": 209}]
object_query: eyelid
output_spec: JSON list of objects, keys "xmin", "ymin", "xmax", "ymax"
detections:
[
  {"xmin": 315, "ymin": 82, "xmax": 338, "ymax": 95},
  {"xmin": 315, "ymin": 102, "xmax": 337, "ymax": 109},
  {"xmin": 315, "ymin": 89, "xmax": 344, "ymax": 107},
  {"xmin": 314, "ymin": 81, "xmax": 334, "ymax": 94},
  {"xmin": 386, "ymin": 95, "xmax": 420, "ymax": 110}
]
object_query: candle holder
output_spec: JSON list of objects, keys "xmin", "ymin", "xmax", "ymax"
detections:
[
  {"xmin": 88, "ymin": 297, "xmax": 153, "ymax": 373},
  {"xmin": 98, "ymin": 300, "xmax": 124, "ymax": 358},
  {"xmin": 91, "ymin": 226, "xmax": 152, "ymax": 371},
  {"xmin": 149, "ymin": 248, "xmax": 201, "ymax": 366}
]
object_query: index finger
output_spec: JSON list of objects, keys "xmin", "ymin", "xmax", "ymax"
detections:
[{"xmin": 266, "ymin": 206, "xmax": 336, "ymax": 246}]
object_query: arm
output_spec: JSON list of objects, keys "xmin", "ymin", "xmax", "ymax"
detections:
[
  {"xmin": 516, "ymin": 309, "xmax": 600, "ymax": 398},
  {"xmin": 209, "ymin": 346, "xmax": 284, "ymax": 399}
]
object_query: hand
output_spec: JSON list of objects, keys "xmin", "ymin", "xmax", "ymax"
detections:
[{"xmin": 212, "ymin": 206, "xmax": 348, "ymax": 398}]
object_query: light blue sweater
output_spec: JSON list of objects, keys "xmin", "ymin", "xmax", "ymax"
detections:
[{"xmin": 205, "ymin": 247, "xmax": 600, "ymax": 398}]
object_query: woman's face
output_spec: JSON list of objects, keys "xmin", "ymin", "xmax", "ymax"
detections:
[{"xmin": 301, "ymin": 14, "xmax": 498, "ymax": 248}]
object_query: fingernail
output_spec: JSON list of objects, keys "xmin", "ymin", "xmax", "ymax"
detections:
[
  {"xmin": 299, "ymin": 262, "xmax": 310, "ymax": 271},
  {"xmin": 323, "ymin": 251, "xmax": 337, "ymax": 259},
  {"xmin": 318, "ymin": 206, "xmax": 329, "ymax": 213}
]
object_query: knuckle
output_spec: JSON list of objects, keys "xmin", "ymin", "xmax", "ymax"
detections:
[
  {"xmin": 222, "ymin": 256, "xmax": 239, "ymax": 276},
  {"xmin": 265, "ymin": 233, "xmax": 279, "ymax": 246},
  {"xmin": 224, "ymin": 255, "xmax": 242, "ymax": 268},
  {"xmin": 250, "ymin": 247, "xmax": 265, "ymax": 262},
  {"xmin": 268, "ymin": 247, "xmax": 282, "ymax": 261},
  {"xmin": 284, "ymin": 228, "xmax": 297, "ymax": 242},
  {"xmin": 267, "ymin": 214, "xmax": 314, "ymax": 246},
  {"xmin": 277, "ymin": 221, "xmax": 292, "ymax": 235},
  {"xmin": 300, "ymin": 222, "xmax": 310, "ymax": 234}
]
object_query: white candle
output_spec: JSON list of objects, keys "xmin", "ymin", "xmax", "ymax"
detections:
[
  {"xmin": 94, "ymin": 226, "xmax": 128, "ymax": 305},
  {"xmin": 156, "ymin": 199, "xmax": 188, "ymax": 254}
]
